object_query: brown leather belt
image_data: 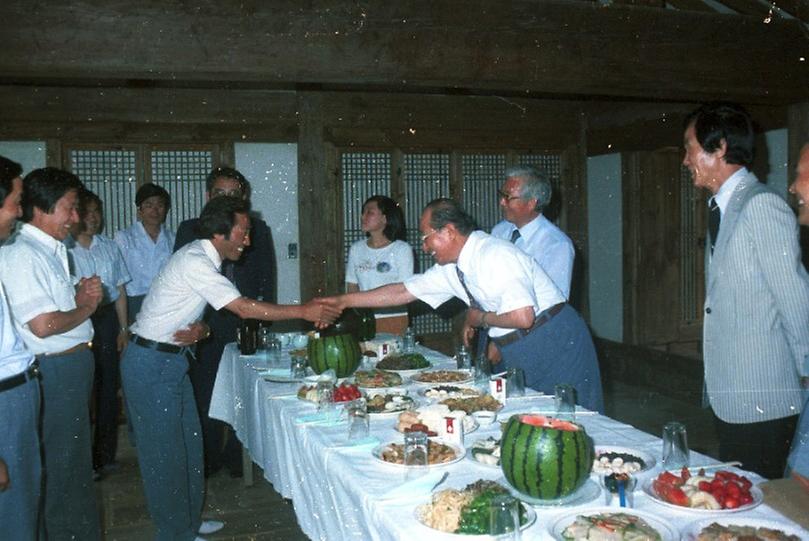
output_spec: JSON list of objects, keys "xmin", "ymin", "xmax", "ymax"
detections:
[
  {"xmin": 38, "ymin": 342, "xmax": 90, "ymax": 357},
  {"xmin": 491, "ymin": 302, "xmax": 566, "ymax": 348},
  {"xmin": 0, "ymin": 361, "xmax": 40, "ymax": 393}
]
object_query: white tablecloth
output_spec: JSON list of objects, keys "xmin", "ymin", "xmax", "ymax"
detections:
[{"xmin": 210, "ymin": 342, "xmax": 809, "ymax": 540}]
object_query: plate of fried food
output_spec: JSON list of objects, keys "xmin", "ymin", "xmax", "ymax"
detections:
[{"xmin": 372, "ymin": 438, "xmax": 463, "ymax": 468}]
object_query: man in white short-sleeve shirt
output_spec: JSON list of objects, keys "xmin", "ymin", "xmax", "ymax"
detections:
[{"xmin": 121, "ymin": 196, "xmax": 338, "ymax": 541}]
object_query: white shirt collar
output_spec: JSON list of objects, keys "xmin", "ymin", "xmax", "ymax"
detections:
[
  {"xmin": 21, "ymin": 223, "xmax": 65, "ymax": 255},
  {"xmin": 711, "ymin": 168, "xmax": 748, "ymax": 215},
  {"xmin": 515, "ymin": 213, "xmax": 544, "ymax": 238},
  {"xmin": 200, "ymin": 239, "xmax": 223, "ymax": 270}
]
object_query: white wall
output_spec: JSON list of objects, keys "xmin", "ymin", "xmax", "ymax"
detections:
[
  {"xmin": 0, "ymin": 141, "xmax": 47, "ymax": 173},
  {"xmin": 235, "ymin": 143, "xmax": 301, "ymax": 304},
  {"xmin": 587, "ymin": 153, "xmax": 623, "ymax": 342}
]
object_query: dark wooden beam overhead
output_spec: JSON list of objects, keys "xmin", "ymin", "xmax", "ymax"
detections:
[
  {"xmin": 772, "ymin": 0, "xmax": 809, "ymax": 22},
  {"xmin": 2, "ymin": 0, "xmax": 808, "ymax": 104},
  {"xmin": 714, "ymin": 0, "xmax": 775, "ymax": 17},
  {"xmin": 665, "ymin": 0, "xmax": 716, "ymax": 12}
]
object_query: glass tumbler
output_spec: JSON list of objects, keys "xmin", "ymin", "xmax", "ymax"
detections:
[
  {"xmin": 345, "ymin": 398, "xmax": 369, "ymax": 441},
  {"xmin": 506, "ymin": 367, "xmax": 525, "ymax": 397},
  {"xmin": 661, "ymin": 421, "xmax": 689, "ymax": 469},
  {"xmin": 488, "ymin": 494, "xmax": 521, "ymax": 540},
  {"xmin": 554, "ymin": 383, "xmax": 577, "ymax": 421}
]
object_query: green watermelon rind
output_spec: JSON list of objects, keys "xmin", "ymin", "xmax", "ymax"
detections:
[
  {"xmin": 307, "ymin": 334, "xmax": 361, "ymax": 378},
  {"xmin": 500, "ymin": 414, "xmax": 593, "ymax": 500}
]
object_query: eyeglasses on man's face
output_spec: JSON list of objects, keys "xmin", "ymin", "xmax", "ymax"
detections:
[
  {"xmin": 497, "ymin": 189, "xmax": 522, "ymax": 203},
  {"xmin": 420, "ymin": 228, "xmax": 442, "ymax": 243}
]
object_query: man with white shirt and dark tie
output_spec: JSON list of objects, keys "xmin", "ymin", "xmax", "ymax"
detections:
[
  {"xmin": 491, "ymin": 166, "xmax": 574, "ymax": 299},
  {"xmin": 683, "ymin": 102, "xmax": 809, "ymax": 479}
]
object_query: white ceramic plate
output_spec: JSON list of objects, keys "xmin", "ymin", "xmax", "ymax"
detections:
[
  {"xmin": 466, "ymin": 437, "xmax": 501, "ymax": 468},
  {"xmin": 371, "ymin": 438, "xmax": 465, "ymax": 469},
  {"xmin": 681, "ymin": 517, "xmax": 809, "ymax": 540},
  {"xmin": 366, "ymin": 392, "xmax": 418, "ymax": 418},
  {"xmin": 395, "ymin": 415, "xmax": 479, "ymax": 435},
  {"xmin": 410, "ymin": 370, "xmax": 474, "ymax": 386},
  {"xmin": 418, "ymin": 385, "xmax": 484, "ymax": 401},
  {"xmin": 642, "ymin": 477, "xmax": 763, "ymax": 514},
  {"xmin": 548, "ymin": 507, "xmax": 679, "ymax": 541},
  {"xmin": 501, "ymin": 477, "xmax": 601, "ymax": 508},
  {"xmin": 414, "ymin": 499, "xmax": 536, "ymax": 538},
  {"xmin": 592, "ymin": 445, "xmax": 657, "ymax": 474}
]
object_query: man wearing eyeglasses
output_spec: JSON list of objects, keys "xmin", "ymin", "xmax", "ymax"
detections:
[
  {"xmin": 174, "ymin": 166, "xmax": 277, "ymax": 478},
  {"xmin": 491, "ymin": 166, "xmax": 574, "ymax": 299},
  {"xmin": 325, "ymin": 198, "xmax": 604, "ymax": 413}
]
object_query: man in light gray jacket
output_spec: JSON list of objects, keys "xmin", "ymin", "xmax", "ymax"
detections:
[{"xmin": 683, "ymin": 102, "xmax": 809, "ymax": 479}]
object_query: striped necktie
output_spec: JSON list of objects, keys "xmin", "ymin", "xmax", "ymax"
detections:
[{"xmin": 455, "ymin": 267, "xmax": 482, "ymax": 310}]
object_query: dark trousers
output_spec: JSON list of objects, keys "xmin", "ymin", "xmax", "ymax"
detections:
[
  {"xmin": 190, "ymin": 332, "xmax": 244, "ymax": 474},
  {"xmin": 713, "ymin": 409, "xmax": 798, "ymax": 479},
  {"xmin": 91, "ymin": 302, "xmax": 120, "ymax": 469}
]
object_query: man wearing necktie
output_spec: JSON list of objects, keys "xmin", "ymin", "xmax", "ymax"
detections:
[
  {"xmin": 683, "ymin": 102, "xmax": 809, "ymax": 479},
  {"xmin": 324, "ymin": 198, "xmax": 604, "ymax": 412},
  {"xmin": 490, "ymin": 166, "xmax": 574, "ymax": 299}
]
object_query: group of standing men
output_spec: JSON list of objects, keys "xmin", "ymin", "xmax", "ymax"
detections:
[{"xmin": 1, "ymin": 99, "xmax": 809, "ymax": 540}]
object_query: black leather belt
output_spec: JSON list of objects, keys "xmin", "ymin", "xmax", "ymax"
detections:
[
  {"xmin": 0, "ymin": 361, "xmax": 40, "ymax": 394},
  {"xmin": 129, "ymin": 333, "xmax": 185, "ymax": 354},
  {"xmin": 491, "ymin": 302, "xmax": 566, "ymax": 348}
]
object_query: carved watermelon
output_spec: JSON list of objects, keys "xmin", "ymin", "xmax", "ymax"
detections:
[{"xmin": 500, "ymin": 414, "xmax": 593, "ymax": 500}]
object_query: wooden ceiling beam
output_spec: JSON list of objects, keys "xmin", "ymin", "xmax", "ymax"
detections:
[
  {"xmin": 714, "ymin": 0, "xmax": 773, "ymax": 17},
  {"xmin": 665, "ymin": 0, "xmax": 716, "ymax": 12},
  {"xmin": 1, "ymin": 0, "xmax": 808, "ymax": 104}
]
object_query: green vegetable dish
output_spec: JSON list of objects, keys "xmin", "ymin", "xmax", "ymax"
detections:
[
  {"xmin": 417, "ymin": 480, "xmax": 529, "ymax": 535},
  {"xmin": 375, "ymin": 352, "xmax": 430, "ymax": 371}
]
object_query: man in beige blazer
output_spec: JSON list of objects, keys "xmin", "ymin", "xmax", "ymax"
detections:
[{"xmin": 684, "ymin": 102, "xmax": 809, "ymax": 479}]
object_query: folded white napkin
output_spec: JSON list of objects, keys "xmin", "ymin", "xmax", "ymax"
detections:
[{"xmin": 379, "ymin": 470, "xmax": 446, "ymax": 501}]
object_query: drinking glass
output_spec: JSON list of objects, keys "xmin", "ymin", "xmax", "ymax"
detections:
[
  {"xmin": 345, "ymin": 398, "xmax": 369, "ymax": 441},
  {"xmin": 506, "ymin": 367, "xmax": 525, "ymax": 397},
  {"xmin": 290, "ymin": 355, "xmax": 308, "ymax": 380},
  {"xmin": 456, "ymin": 344, "xmax": 472, "ymax": 370},
  {"xmin": 488, "ymin": 494, "xmax": 521, "ymax": 540},
  {"xmin": 554, "ymin": 383, "xmax": 576, "ymax": 421},
  {"xmin": 316, "ymin": 381, "xmax": 335, "ymax": 415},
  {"xmin": 403, "ymin": 430, "xmax": 428, "ymax": 467},
  {"xmin": 474, "ymin": 354, "xmax": 491, "ymax": 388},
  {"xmin": 258, "ymin": 327, "xmax": 273, "ymax": 350},
  {"xmin": 661, "ymin": 421, "xmax": 689, "ymax": 469}
]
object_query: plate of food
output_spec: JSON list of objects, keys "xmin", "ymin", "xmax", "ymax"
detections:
[
  {"xmin": 296, "ymin": 382, "xmax": 362, "ymax": 403},
  {"xmin": 366, "ymin": 390, "xmax": 417, "ymax": 417},
  {"xmin": 396, "ymin": 404, "xmax": 478, "ymax": 436},
  {"xmin": 681, "ymin": 517, "xmax": 807, "ymax": 541},
  {"xmin": 549, "ymin": 507, "xmax": 679, "ymax": 541},
  {"xmin": 372, "ymin": 438, "xmax": 463, "ymax": 468},
  {"xmin": 592, "ymin": 445, "xmax": 656, "ymax": 476},
  {"xmin": 419, "ymin": 385, "xmax": 484, "ymax": 401},
  {"xmin": 643, "ymin": 469, "xmax": 762, "ymax": 513},
  {"xmin": 353, "ymin": 369, "xmax": 403, "ymax": 389},
  {"xmin": 375, "ymin": 352, "xmax": 431, "ymax": 375},
  {"xmin": 467, "ymin": 436, "xmax": 500, "ymax": 468},
  {"xmin": 440, "ymin": 395, "xmax": 503, "ymax": 414},
  {"xmin": 411, "ymin": 370, "xmax": 474, "ymax": 386},
  {"xmin": 415, "ymin": 479, "xmax": 536, "ymax": 538}
]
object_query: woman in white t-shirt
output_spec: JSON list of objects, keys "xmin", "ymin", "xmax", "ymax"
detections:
[{"xmin": 346, "ymin": 195, "xmax": 414, "ymax": 335}]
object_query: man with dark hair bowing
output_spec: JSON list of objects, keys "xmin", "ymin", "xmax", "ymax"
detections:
[
  {"xmin": 121, "ymin": 196, "xmax": 338, "ymax": 541},
  {"xmin": 324, "ymin": 198, "xmax": 604, "ymax": 412}
]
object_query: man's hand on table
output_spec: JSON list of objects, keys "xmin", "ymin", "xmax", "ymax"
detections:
[{"xmin": 172, "ymin": 321, "xmax": 210, "ymax": 346}]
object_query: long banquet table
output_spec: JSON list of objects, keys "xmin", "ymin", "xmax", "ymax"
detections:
[{"xmin": 209, "ymin": 341, "xmax": 809, "ymax": 540}]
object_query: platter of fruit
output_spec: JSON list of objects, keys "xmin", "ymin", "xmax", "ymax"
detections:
[
  {"xmin": 415, "ymin": 480, "xmax": 536, "ymax": 537},
  {"xmin": 644, "ymin": 468, "xmax": 762, "ymax": 513},
  {"xmin": 296, "ymin": 382, "xmax": 362, "ymax": 403}
]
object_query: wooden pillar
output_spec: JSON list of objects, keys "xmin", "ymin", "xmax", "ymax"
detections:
[
  {"xmin": 298, "ymin": 92, "xmax": 342, "ymax": 299},
  {"xmin": 560, "ymin": 114, "xmax": 588, "ymax": 317},
  {"xmin": 788, "ymin": 102, "xmax": 809, "ymax": 174}
]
